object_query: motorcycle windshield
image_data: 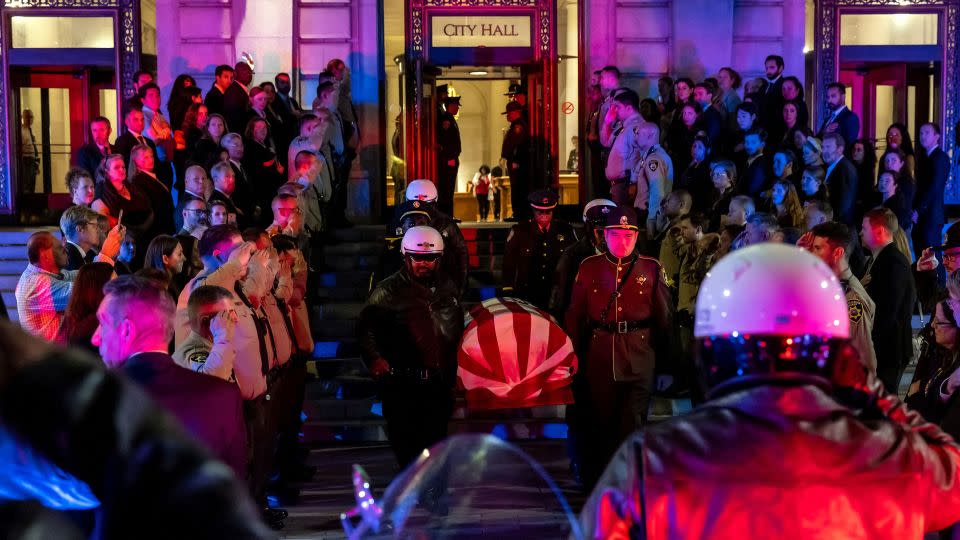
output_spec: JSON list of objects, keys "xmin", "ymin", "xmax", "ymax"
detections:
[{"xmin": 361, "ymin": 434, "xmax": 582, "ymax": 539}]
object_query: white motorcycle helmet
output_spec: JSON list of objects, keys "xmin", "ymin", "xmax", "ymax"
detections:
[
  {"xmin": 400, "ymin": 226, "xmax": 444, "ymax": 255},
  {"xmin": 405, "ymin": 180, "xmax": 439, "ymax": 203},
  {"xmin": 694, "ymin": 243, "xmax": 854, "ymax": 397}
]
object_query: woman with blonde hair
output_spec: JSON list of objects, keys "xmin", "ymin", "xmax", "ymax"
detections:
[{"xmin": 769, "ymin": 179, "xmax": 804, "ymax": 229}]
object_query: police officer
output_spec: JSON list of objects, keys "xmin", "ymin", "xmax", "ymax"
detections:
[
  {"xmin": 436, "ymin": 96, "xmax": 462, "ymax": 216},
  {"xmin": 564, "ymin": 205, "xmax": 672, "ymax": 489},
  {"xmin": 503, "ymin": 190, "xmax": 576, "ymax": 310},
  {"xmin": 580, "ymin": 244, "xmax": 960, "ymax": 538},
  {"xmin": 549, "ymin": 198, "xmax": 617, "ymax": 319},
  {"xmin": 505, "ymin": 82, "xmax": 529, "ymax": 123},
  {"xmin": 630, "ymin": 121, "xmax": 673, "ymax": 237},
  {"xmin": 800, "ymin": 221, "xmax": 877, "ymax": 374},
  {"xmin": 501, "ymin": 101, "xmax": 531, "ymax": 221},
  {"xmin": 376, "ymin": 199, "xmax": 433, "ymax": 284},
  {"xmin": 399, "ymin": 180, "xmax": 468, "ymax": 297},
  {"xmin": 357, "ymin": 226, "xmax": 464, "ymax": 467}
]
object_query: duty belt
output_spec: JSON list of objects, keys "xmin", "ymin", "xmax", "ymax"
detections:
[
  {"xmin": 390, "ymin": 367, "xmax": 443, "ymax": 381},
  {"xmin": 593, "ymin": 319, "xmax": 651, "ymax": 334}
]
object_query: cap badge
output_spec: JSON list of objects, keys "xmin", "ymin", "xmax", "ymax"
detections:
[
  {"xmin": 413, "ymin": 201, "xmax": 420, "ymax": 208},
  {"xmin": 602, "ymin": 207, "xmax": 610, "ymax": 214},
  {"xmin": 620, "ymin": 215, "xmax": 629, "ymax": 226}
]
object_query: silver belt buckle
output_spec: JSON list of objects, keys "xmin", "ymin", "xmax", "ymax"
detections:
[{"xmin": 618, "ymin": 321, "xmax": 628, "ymax": 334}]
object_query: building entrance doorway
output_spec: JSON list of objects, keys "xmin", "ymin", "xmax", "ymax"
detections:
[
  {"xmin": 10, "ymin": 67, "xmax": 117, "ymax": 223},
  {"xmin": 384, "ymin": 0, "xmax": 579, "ymax": 222}
]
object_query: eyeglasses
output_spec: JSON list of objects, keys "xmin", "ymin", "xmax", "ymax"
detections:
[{"xmin": 408, "ymin": 253, "xmax": 441, "ymax": 262}]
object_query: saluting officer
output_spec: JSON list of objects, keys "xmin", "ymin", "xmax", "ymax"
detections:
[
  {"xmin": 801, "ymin": 221, "xmax": 878, "ymax": 374},
  {"xmin": 357, "ymin": 226, "xmax": 464, "ymax": 467},
  {"xmin": 501, "ymin": 101, "xmax": 531, "ymax": 221},
  {"xmin": 564, "ymin": 205, "xmax": 673, "ymax": 489},
  {"xmin": 630, "ymin": 121, "xmax": 673, "ymax": 236},
  {"xmin": 502, "ymin": 189, "xmax": 576, "ymax": 310},
  {"xmin": 549, "ymin": 198, "xmax": 617, "ymax": 319},
  {"xmin": 436, "ymin": 96, "xmax": 462, "ymax": 216}
]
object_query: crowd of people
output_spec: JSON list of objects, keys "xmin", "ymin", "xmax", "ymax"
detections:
[
  {"xmin": 12, "ymin": 57, "xmax": 362, "ymax": 531},
  {"xmin": 6, "ymin": 51, "xmax": 960, "ymax": 536}
]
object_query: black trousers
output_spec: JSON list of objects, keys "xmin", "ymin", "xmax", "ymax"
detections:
[
  {"xmin": 476, "ymin": 194, "xmax": 490, "ymax": 220},
  {"xmin": 492, "ymin": 191, "xmax": 502, "ymax": 220},
  {"xmin": 437, "ymin": 161, "xmax": 459, "ymax": 217},
  {"xmin": 243, "ymin": 396, "xmax": 276, "ymax": 507},
  {"xmin": 380, "ymin": 377, "xmax": 454, "ymax": 468},
  {"xmin": 509, "ymin": 168, "xmax": 530, "ymax": 220}
]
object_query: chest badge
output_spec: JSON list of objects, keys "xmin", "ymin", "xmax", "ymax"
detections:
[
  {"xmin": 557, "ymin": 234, "xmax": 565, "ymax": 242},
  {"xmin": 636, "ymin": 274, "xmax": 647, "ymax": 286}
]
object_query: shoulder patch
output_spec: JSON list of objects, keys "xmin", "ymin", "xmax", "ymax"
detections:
[
  {"xmin": 848, "ymin": 299, "xmax": 864, "ymax": 323},
  {"xmin": 188, "ymin": 351, "xmax": 209, "ymax": 365},
  {"xmin": 648, "ymin": 160, "xmax": 659, "ymax": 172}
]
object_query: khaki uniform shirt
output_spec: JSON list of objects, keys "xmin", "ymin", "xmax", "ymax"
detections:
[
  {"xmin": 842, "ymin": 267, "xmax": 878, "ymax": 374},
  {"xmin": 173, "ymin": 330, "xmax": 236, "ymax": 383},
  {"xmin": 632, "ymin": 144, "xmax": 673, "ymax": 213}
]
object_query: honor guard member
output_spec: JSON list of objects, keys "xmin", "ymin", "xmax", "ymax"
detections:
[
  {"xmin": 505, "ymin": 82, "xmax": 529, "ymax": 123},
  {"xmin": 631, "ymin": 121, "xmax": 674, "ymax": 236},
  {"xmin": 503, "ymin": 189, "xmax": 576, "ymax": 310},
  {"xmin": 376, "ymin": 199, "xmax": 433, "ymax": 284},
  {"xmin": 357, "ymin": 226, "xmax": 464, "ymax": 467},
  {"xmin": 580, "ymin": 244, "xmax": 960, "ymax": 539},
  {"xmin": 549, "ymin": 198, "xmax": 617, "ymax": 318},
  {"xmin": 564, "ymin": 205, "xmax": 672, "ymax": 489},
  {"xmin": 436, "ymin": 96, "xmax": 462, "ymax": 216},
  {"xmin": 501, "ymin": 101, "xmax": 531, "ymax": 221},
  {"xmin": 801, "ymin": 222, "xmax": 877, "ymax": 374},
  {"xmin": 399, "ymin": 180, "xmax": 468, "ymax": 297}
]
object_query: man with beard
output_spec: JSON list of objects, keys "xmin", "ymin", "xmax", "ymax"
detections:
[{"xmin": 357, "ymin": 226, "xmax": 463, "ymax": 467}]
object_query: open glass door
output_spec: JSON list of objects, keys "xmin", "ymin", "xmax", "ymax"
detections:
[
  {"xmin": 864, "ymin": 64, "xmax": 907, "ymax": 148},
  {"xmin": 11, "ymin": 69, "xmax": 86, "ymax": 221}
]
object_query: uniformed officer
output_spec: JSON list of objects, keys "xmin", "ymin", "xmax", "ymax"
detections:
[
  {"xmin": 436, "ymin": 96, "xmax": 462, "ymax": 216},
  {"xmin": 630, "ymin": 121, "xmax": 674, "ymax": 236},
  {"xmin": 602, "ymin": 89, "xmax": 643, "ymax": 209},
  {"xmin": 174, "ymin": 284, "xmax": 238, "ymax": 382},
  {"xmin": 505, "ymin": 82, "xmax": 529, "ymax": 123},
  {"xmin": 398, "ymin": 180, "xmax": 468, "ymax": 297},
  {"xmin": 377, "ymin": 199, "xmax": 433, "ymax": 284},
  {"xmin": 357, "ymin": 226, "xmax": 464, "ymax": 467},
  {"xmin": 549, "ymin": 198, "xmax": 617, "ymax": 319},
  {"xmin": 800, "ymin": 221, "xmax": 878, "ymax": 373},
  {"xmin": 564, "ymin": 205, "xmax": 673, "ymax": 489},
  {"xmin": 501, "ymin": 101, "xmax": 531, "ymax": 221},
  {"xmin": 503, "ymin": 189, "xmax": 576, "ymax": 310}
]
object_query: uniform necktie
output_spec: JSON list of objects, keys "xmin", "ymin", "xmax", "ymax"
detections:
[{"xmin": 234, "ymin": 283, "xmax": 270, "ymax": 375}]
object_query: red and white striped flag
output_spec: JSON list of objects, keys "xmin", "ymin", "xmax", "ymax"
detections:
[{"xmin": 458, "ymin": 297, "xmax": 578, "ymax": 410}]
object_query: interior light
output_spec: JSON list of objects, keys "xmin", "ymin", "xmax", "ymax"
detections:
[{"xmin": 469, "ymin": 70, "xmax": 488, "ymax": 76}]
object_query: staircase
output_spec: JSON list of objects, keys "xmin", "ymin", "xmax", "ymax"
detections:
[{"xmin": 0, "ymin": 227, "xmax": 56, "ymax": 321}]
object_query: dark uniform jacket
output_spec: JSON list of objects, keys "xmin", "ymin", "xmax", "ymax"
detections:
[
  {"xmin": 580, "ymin": 381, "xmax": 960, "ymax": 539},
  {"xmin": 503, "ymin": 219, "xmax": 576, "ymax": 309},
  {"xmin": 864, "ymin": 242, "xmax": 917, "ymax": 394},
  {"xmin": 500, "ymin": 118, "xmax": 530, "ymax": 172},
  {"xmin": 564, "ymin": 252, "xmax": 673, "ymax": 381},
  {"xmin": 549, "ymin": 235, "xmax": 600, "ymax": 319},
  {"xmin": 436, "ymin": 112, "xmax": 461, "ymax": 165},
  {"xmin": 358, "ymin": 269, "xmax": 463, "ymax": 378}
]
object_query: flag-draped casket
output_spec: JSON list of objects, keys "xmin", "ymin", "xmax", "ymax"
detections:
[{"xmin": 457, "ymin": 298, "xmax": 578, "ymax": 410}]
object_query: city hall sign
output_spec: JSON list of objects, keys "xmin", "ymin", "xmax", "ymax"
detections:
[{"xmin": 430, "ymin": 16, "xmax": 532, "ymax": 48}]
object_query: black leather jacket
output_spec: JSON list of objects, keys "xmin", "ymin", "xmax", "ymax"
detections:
[
  {"xmin": 0, "ymin": 328, "xmax": 271, "ymax": 540},
  {"xmin": 358, "ymin": 268, "xmax": 464, "ymax": 378}
]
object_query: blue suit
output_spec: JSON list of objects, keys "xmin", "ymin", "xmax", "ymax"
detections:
[{"xmin": 913, "ymin": 147, "xmax": 950, "ymax": 251}]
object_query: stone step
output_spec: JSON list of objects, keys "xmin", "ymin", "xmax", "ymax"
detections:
[
  {"xmin": 0, "ymin": 246, "xmax": 28, "ymax": 259},
  {"xmin": 328, "ymin": 254, "xmax": 379, "ymax": 272},
  {"xmin": 1, "ymin": 291, "xmax": 15, "ymax": 311},
  {"xmin": 317, "ymin": 301, "xmax": 364, "ymax": 321},
  {"xmin": 0, "ymin": 227, "xmax": 57, "ymax": 244},
  {"xmin": 0, "ymin": 275, "xmax": 20, "ymax": 291},
  {"xmin": 323, "ymin": 241, "xmax": 382, "ymax": 257},
  {"xmin": 0, "ymin": 261, "xmax": 26, "ymax": 274},
  {"xmin": 315, "ymin": 286, "xmax": 369, "ymax": 302},
  {"xmin": 311, "ymin": 318, "xmax": 357, "ymax": 339},
  {"xmin": 328, "ymin": 226, "xmax": 385, "ymax": 243},
  {"xmin": 312, "ymin": 338, "xmax": 360, "ymax": 359},
  {"xmin": 317, "ymin": 270, "xmax": 373, "ymax": 289}
]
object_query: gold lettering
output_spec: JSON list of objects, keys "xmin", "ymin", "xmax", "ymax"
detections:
[
  {"xmin": 481, "ymin": 23, "xmax": 493, "ymax": 36},
  {"xmin": 443, "ymin": 24, "xmax": 458, "ymax": 37}
]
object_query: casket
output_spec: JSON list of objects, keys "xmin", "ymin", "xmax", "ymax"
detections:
[{"xmin": 457, "ymin": 297, "xmax": 578, "ymax": 410}]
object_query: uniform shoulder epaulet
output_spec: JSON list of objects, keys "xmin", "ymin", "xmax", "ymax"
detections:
[
  {"xmin": 635, "ymin": 253, "xmax": 663, "ymax": 267},
  {"xmin": 581, "ymin": 253, "xmax": 606, "ymax": 265}
]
